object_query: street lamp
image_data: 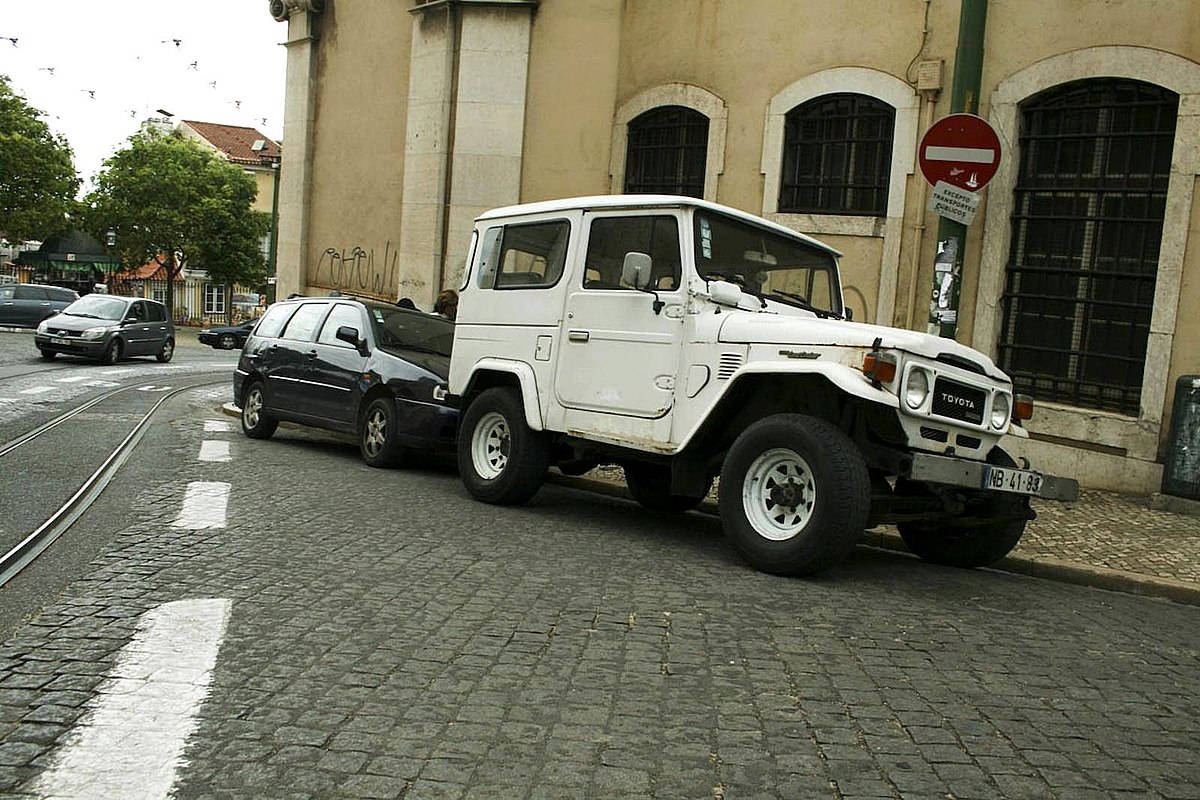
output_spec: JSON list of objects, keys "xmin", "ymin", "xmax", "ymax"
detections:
[{"xmin": 105, "ymin": 228, "xmax": 116, "ymax": 247}]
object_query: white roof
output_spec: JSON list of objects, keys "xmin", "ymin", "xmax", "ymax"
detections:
[{"xmin": 475, "ymin": 194, "xmax": 843, "ymax": 257}]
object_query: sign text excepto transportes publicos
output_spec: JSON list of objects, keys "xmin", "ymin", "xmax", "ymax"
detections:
[{"xmin": 928, "ymin": 181, "xmax": 982, "ymax": 226}]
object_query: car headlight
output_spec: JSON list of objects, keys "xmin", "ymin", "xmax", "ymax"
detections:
[
  {"xmin": 81, "ymin": 326, "xmax": 113, "ymax": 339},
  {"xmin": 37, "ymin": 320, "xmax": 50, "ymax": 334},
  {"xmin": 991, "ymin": 393, "xmax": 1011, "ymax": 429},
  {"xmin": 904, "ymin": 368, "xmax": 930, "ymax": 409}
]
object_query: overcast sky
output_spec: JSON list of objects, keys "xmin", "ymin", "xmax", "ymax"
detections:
[{"xmin": 0, "ymin": 0, "xmax": 286, "ymax": 193}]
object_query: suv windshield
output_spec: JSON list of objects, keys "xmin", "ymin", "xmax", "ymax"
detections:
[
  {"xmin": 693, "ymin": 210, "xmax": 843, "ymax": 316},
  {"xmin": 64, "ymin": 295, "xmax": 128, "ymax": 321},
  {"xmin": 366, "ymin": 305, "xmax": 454, "ymax": 357}
]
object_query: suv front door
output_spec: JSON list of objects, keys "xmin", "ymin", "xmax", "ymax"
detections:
[
  {"xmin": 555, "ymin": 213, "xmax": 686, "ymax": 418},
  {"xmin": 124, "ymin": 301, "xmax": 154, "ymax": 355}
]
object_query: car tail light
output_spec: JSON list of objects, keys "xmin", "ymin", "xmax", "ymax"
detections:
[{"xmin": 862, "ymin": 351, "xmax": 897, "ymax": 384}]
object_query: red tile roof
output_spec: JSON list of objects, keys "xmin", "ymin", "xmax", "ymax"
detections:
[
  {"xmin": 114, "ymin": 260, "xmax": 184, "ymax": 282},
  {"xmin": 181, "ymin": 120, "xmax": 281, "ymax": 166}
]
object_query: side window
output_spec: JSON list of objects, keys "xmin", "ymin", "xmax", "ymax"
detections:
[
  {"xmin": 495, "ymin": 221, "xmax": 570, "ymax": 290},
  {"xmin": 281, "ymin": 302, "xmax": 328, "ymax": 341},
  {"xmin": 0, "ymin": 286, "xmax": 13, "ymax": 299},
  {"xmin": 146, "ymin": 303, "xmax": 165, "ymax": 322},
  {"xmin": 130, "ymin": 301, "xmax": 148, "ymax": 321},
  {"xmin": 14, "ymin": 286, "xmax": 47, "ymax": 300},
  {"xmin": 254, "ymin": 304, "xmax": 295, "ymax": 338},
  {"xmin": 317, "ymin": 304, "xmax": 364, "ymax": 346},
  {"xmin": 584, "ymin": 216, "xmax": 681, "ymax": 291},
  {"xmin": 49, "ymin": 288, "xmax": 74, "ymax": 302},
  {"xmin": 476, "ymin": 226, "xmax": 503, "ymax": 289}
]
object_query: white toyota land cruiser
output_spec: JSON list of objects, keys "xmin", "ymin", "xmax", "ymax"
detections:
[{"xmin": 448, "ymin": 195, "xmax": 1077, "ymax": 575}]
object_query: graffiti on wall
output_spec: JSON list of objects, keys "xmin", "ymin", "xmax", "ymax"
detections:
[{"xmin": 312, "ymin": 240, "xmax": 425, "ymax": 298}]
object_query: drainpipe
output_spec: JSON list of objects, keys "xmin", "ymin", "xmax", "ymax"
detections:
[
  {"xmin": 928, "ymin": 0, "xmax": 987, "ymax": 339},
  {"xmin": 435, "ymin": 2, "xmax": 462, "ymax": 297}
]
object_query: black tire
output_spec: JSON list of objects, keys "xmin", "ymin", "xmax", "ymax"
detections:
[
  {"xmin": 100, "ymin": 338, "xmax": 122, "ymax": 365},
  {"xmin": 219, "ymin": 333, "xmax": 237, "ymax": 350},
  {"xmin": 458, "ymin": 387, "xmax": 549, "ymax": 505},
  {"xmin": 240, "ymin": 380, "xmax": 278, "ymax": 439},
  {"xmin": 156, "ymin": 337, "xmax": 175, "ymax": 362},
  {"xmin": 718, "ymin": 414, "xmax": 870, "ymax": 576},
  {"xmin": 39, "ymin": 350, "xmax": 56, "ymax": 361},
  {"xmin": 897, "ymin": 449, "xmax": 1030, "ymax": 568},
  {"xmin": 624, "ymin": 462, "xmax": 711, "ymax": 513},
  {"xmin": 360, "ymin": 396, "xmax": 404, "ymax": 468}
]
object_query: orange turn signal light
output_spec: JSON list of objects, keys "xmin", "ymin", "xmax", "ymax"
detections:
[
  {"xmin": 862, "ymin": 351, "xmax": 897, "ymax": 384},
  {"xmin": 1014, "ymin": 394, "xmax": 1034, "ymax": 421}
]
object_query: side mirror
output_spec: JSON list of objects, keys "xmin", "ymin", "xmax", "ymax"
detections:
[
  {"xmin": 620, "ymin": 252, "xmax": 653, "ymax": 290},
  {"xmin": 709, "ymin": 280, "xmax": 744, "ymax": 308},
  {"xmin": 844, "ymin": 307, "xmax": 854, "ymax": 321},
  {"xmin": 335, "ymin": 325, "xmax": 363, "ymax": 350}
]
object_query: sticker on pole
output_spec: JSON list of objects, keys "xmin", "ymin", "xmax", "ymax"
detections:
[
  {"xmin": 919, "ymin": 113, "xmax": 1001, "ymax": 192},
  {"xmin": 928, "ymin": 181, "xmax": 982, "ymax": 225}
]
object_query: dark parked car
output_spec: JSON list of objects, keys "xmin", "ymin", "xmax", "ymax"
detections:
[
  {"xmin": 0, "ymin": 283, "xmax": 79, "ymax": 327},
  {"xmin": 199, "ymin": 320, "xmax": 258, "ymax": 350},
  {"xmin": 234, "ymin": 295, "xmax": 457, "ymax": 466},
  {"xmin": 33, "ymin": 295, "xmax": 175, "ymax": 363}
]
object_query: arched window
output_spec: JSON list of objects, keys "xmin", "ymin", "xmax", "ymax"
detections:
[
  {"xmin": 998, "ymin": 79, "xmax": 1178, "ymax": 413},
  {"xmin": 779, "ymin": 93, "xmax": 894, "ymax": 216},
  {"xmin": 623, "ymin": 106, "xmax": 709, "ymax": 198}
]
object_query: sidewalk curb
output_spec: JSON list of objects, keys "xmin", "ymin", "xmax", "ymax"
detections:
[
  {"xmin": 549, "ymin": 474, "xmax": 1200, "ymax": 608},
  {"xmin": 214, "ymin": 406, "xmax": 1200, "ymax": 607}
]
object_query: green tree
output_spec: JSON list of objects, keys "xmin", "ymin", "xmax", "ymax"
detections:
[
  {"xmin": 87, "ymin": 129, "xmax": 266, "ymax": 322},
  {"xmin": 0, "ymin": 74, "xmax": 80, "ymax": 241}
]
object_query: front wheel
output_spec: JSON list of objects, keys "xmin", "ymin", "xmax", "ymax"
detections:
[
  {"xmin": 719, "ymin": 414, "xmax": 869, "ymax": 575},
  {"xmin": 360, "ymin": 397, "xmax": 404, "ymax": 468},
  {"xmin": 241, "ymin": 380, "xmax": 278, "ymax": 439},
  {"xmin": 624, "ymin": 462, "xmax": 711, "ymax": 514},
  {"xmin": 897, "ymin": 449, "xmax": 1030, "ymax": 568},
  {"xmin": 156, "ymin": 338, "xmax": 175, "ymax": 362},
  {"xmin": 100, "ymin": 338, "xmax": 121, "ymax": 365},
  {"xmin": 458, "ymin": 387, "xmax": 549, "ymax": 505},
  {"xmin": 219, "ymin": 333, "xmax": 237, "ymax": 350}
]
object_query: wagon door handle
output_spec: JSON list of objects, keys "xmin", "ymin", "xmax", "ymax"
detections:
[{"xmin": 567, "ymin": 329, "xmax": 590, "ymax": 342}]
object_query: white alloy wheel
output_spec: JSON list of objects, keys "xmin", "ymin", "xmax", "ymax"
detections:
[
  {"xmin": 244, "ymin": 387, "xmax": 263, "ymax": 429},
  {"xmin": 742, "ymin": 447, "xmax": 817, "ymax": 541},
  {"xmin": 363, "ymin": 405, "xmax": 387, "ymax": 458},
  {"xmin": 472, "ymin": 411, "xmax": 510, "ymax": 480}
]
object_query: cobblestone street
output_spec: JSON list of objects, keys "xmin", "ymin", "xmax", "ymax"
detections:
[{"xmin": 0, "ymin": 401, "xmax": 1197, "ymax": 799}]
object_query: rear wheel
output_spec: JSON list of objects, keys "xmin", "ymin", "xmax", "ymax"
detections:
[
  {"xmin": 624, "ymin": 462, "xmax": 711, "ymax": 513},
  {"xmin": 39, "ymin": 350, "xmax": 56, "ymax": 361},
  {"xmin": 241, "ymin": 380, "xmax": 277, "ymax": 439},
  {"xmin": 156, "ymin": 338, "xmax": 175, "ymax": 362},
  {"xmin": 100, "ymin": 338, "xmax": 121, "ymax": 365},
  {"xmin": 360, "ymin": 397, "xmax": 404, "ymax": 468},
  {"xmin": 719, "ymin": 414, "xmax": 869, "ymax": 575},
  {"xmin": 458, "ymin": 387, "xmax": 549, "ymax": 505},
  {"xmin": 897, "ymin": 449, "xmax": 1030, "ymax": 568}
]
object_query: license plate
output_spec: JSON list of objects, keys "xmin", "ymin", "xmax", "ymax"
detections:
[
  {"xmin": 51, "ymin": 337, "xmax": 71, "ymax": 345},
  {"xmin": 982, "ymin": 465, "xmax": 1043, "ymax": 496}
]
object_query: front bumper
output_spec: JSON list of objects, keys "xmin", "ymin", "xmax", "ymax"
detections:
[
  {"xmin": 34, "ymin": 333, "xmax": 108, "ymax": 357},
  {"xmin": 906, "ymin": 452, "xmax": 1079, "ymax": 502},
  {"xmin": 394, "ymin": 396, "xmax": 457, "ymax": 451}
]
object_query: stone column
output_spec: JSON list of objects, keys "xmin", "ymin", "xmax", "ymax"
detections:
[{"xmin": 275, "ymin": 11, "xmax": 320, "ymax": 299}]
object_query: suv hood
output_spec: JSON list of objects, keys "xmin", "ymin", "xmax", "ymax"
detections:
[{"xmin": 717, "ymin": 312, "xmax": 1007, "ymax": 381}]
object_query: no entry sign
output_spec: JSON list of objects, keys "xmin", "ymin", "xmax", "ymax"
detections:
[{"xmin": 919, "ymin": 114, "xmax": 1001, "ymax": 192}]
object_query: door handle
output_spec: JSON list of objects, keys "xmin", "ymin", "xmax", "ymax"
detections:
[
  {"xmin": 306, "ymin": 350, "xmax": 318, "ymax": 359},
  {"xmin": 567, "ymin": 329, "xmax": 590, "ymax": 342}
]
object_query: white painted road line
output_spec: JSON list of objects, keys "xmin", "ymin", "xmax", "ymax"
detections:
[
  {"xmin": 56, "ymin": 376, "xmax": 88, "ymax": 383},
  {"xmin": 99, "ymin": 369, "xmax": 133, "ymax": 376},
  {"xmin": 83, "ymin": 380, "xmax": 119, "ymax": 388},
  {"xmin": 18, "ymin": 386, "xmax": 53, "ymax": 395},
  {"xmin": 32, "ymin": 598, "xmax": 231, "ymax": 800},
  {"xmin": 172, "ymin": 482, "xmax": 230, "ymax": 529},
  {"xmin": 203, "ymin": 420, "xmax": 232, "ymax": 433},
  {"xmin": 137, "ymin": 385, "xmax": 172, "ymax": 392},
  {"xmin": 197, "ymin": 440, "xmax": 231, "ymax": 462}
]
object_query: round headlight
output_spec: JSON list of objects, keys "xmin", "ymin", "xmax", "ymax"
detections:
[
  {"xmin": 991, "ymin": 393, "xmax": 1011, "ymax": 429},
  {"xmin": 904, "ymin": 368, "xmax": 930, "ymax": 409}
]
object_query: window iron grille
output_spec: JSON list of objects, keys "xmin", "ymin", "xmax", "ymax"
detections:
[
  {"xmin": 998, "ymin": 78, "xmax": 1177, "ymax": 414},
  {"xmin": 624, "ymin": 106, "xmax": 709, "ymax": 198},
  {"xmin": 779, "ymin": 93, "xmax": 894, "ymax": 216}
]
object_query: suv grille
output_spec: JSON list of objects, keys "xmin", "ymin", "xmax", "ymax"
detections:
[
  {"xmin": 717, "ymin": 353, "xmax": 742, "ymax": 380},
  {"xmin": 931, "ymin": 377, "xmax": 986, "ymax": 424}
]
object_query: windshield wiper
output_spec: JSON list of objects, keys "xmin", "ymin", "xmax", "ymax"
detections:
[
  {"xmin": 68, "ymin": 312, "xmax": 101, "ymax": 319},
  {"xmin": 767, "ymin": 290, "xmax": 839, "ymax": 319}
]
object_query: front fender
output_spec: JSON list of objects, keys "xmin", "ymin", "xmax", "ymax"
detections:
[
  {"xmin": 731, "ymin": 361, "xmax": 900, "ymax": 408},
  {"xmin": 465, "ymin": 358, "xmax": 544, "ymax": 431}
]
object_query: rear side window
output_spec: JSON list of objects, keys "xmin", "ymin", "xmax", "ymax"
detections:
[
  {"xmin": 14, "ymin": 286, "xmax": 47, "ymax": 300},
  {"xmin": 488, "ymin": 220, "xmax": 570, "ymax": 290},
  {"xmin": 317, "ymin": 304, "xmax": 364, "ymax": 346},
  {"xmin": 146, "ymin": 303, "xmax": 165, "ymax": 322},
  {"xmin": 49, "ymin": 288, "xmax": 76, "ymax": 302},
  {"xmin": 281, "ymin": 302, "xmax": 328, "ymax": 341},
  {"xmin": 254, "ymin": 304, "xmax": 295, "ymax": 338}
]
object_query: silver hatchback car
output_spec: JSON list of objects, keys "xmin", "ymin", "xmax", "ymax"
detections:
[{"xmin": 34, "ymin": 295, "xmax": 175, "ymax": 364}]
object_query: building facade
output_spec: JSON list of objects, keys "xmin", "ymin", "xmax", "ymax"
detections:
[{"xmin": 270, "ymin": 0, "xmax": 1200, "ymax": 493}]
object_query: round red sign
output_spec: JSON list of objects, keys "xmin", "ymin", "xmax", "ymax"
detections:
[{"xmin": 918, "ymin": 113, "xmax": 1002, "ymax": 192}]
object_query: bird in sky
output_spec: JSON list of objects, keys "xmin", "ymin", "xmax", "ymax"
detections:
[
  {"xmin": 38, "ymin": 66, "xmax": 55, "ymax": 76},
  {"xmin": 188, "ymin": 61, "xmax": 198, "ymax": 70},
  {"xmin": 1, "ymin": 37, "xmax": 17, "ymax": 47},
  {"xmin": 162, "ymin": 38, "xmax": 182, "ymax": 47},
  {"xmin": 81, "ymin": 89, "xmax": 95, "ymax": 99}
]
